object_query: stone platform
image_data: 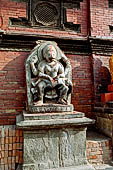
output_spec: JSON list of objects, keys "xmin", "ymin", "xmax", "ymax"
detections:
[{"xmin": 16, "ymin": 110, "xmax": 94, "ymax": 170}]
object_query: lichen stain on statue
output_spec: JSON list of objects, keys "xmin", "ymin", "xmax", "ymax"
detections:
[
  {"xmin": 25, "ymin": 41, "xmax": 72, "ymax": 112},
  {"xmin": 109, "ymin": 54, "xmax": 113, "ymax": 84}
]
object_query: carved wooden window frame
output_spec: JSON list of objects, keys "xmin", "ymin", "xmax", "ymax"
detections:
[
  {"xmin": 27, "ymin": 0, "xmax": 63, "ymax": 28},
  {"xmin": 27, "ymin": 0, "xmax": 82, "ymax": 32}
]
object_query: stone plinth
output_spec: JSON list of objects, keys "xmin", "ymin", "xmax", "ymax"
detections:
[
  {"xmin": 16, "ymin": 110, "xmax": 94, "ymax": 170},
  {"xmin": 28, "ymin": 104, "xmax": 73, "ymax": 113}
]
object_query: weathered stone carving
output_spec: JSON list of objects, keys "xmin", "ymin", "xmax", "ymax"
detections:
[{"xmin": 26, "ymin": 41, "xmax": 72, "ymax": 108}]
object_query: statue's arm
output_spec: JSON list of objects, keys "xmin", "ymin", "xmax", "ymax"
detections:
[
  {"xmin": 58, "ymin": 63, "xmax": 65, "ymax": 78},
  {"xmin": 30, "ymin": 55, "xmax": 38, "ymax": 76},
  {"xmin": 61, "ymin": 52, "xmax": 71, "ymax": 77}
]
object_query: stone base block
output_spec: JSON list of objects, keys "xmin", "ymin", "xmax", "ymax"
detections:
[
  {"xmin": 16, "ymin": 111, "xmax": 94, "ymax": 170},
  {"xmin": 17, "ymin": 112, "xmax": 94, "ymax": 170},
  {"xmin": 23, "ymin": 127, "xmax": 87, "ymax": 169}
]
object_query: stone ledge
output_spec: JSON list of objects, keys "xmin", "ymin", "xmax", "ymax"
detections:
[
  {"xmin": 94, "ymin": 107, "xmax": 113, "ymax": 114},
  {"xmin": 16, "ymin": 116, "xmax": 95, "ymax": 130},
  {"xmin": 22, "ymin": 111, "xmax": 84, "ymax": 120}
]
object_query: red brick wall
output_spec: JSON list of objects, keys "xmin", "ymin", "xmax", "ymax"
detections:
[
  {"xmin": 0, "ymin": 126, "xmax": 23, "ymax": 170},
  {"xmin": 0, "ymin": 0, "xmax": 88, "ymax": 37},
  {"xmin": 69, "ymin": 54, "xmax": 93, "ymax": 117},
  {"xmin": 90, "ymin": 0, "xmax": 113, "ymax": 37},
  {"xmin": 0, "ymin": 51, "xmax": 28, "ymax": 125},
  {"xmin": 0, "ymin": 0, "xmax": 26, "ymax": 30},
  {"xmin": 66, "ymin": 0, "xmax": 88, "ymax": 35},
  {"xmin": 87, "ymin": 132, "xmax": 112, "ymax": 165}
]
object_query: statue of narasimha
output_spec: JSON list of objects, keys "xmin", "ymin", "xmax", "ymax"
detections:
[{"xmin": 26, "ymin": 41, "xmax": 72, "ymax": 107}]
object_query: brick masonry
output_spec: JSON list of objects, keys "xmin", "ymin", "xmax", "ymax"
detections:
[
  {"xmin": 69, "ymin": 54, "xmax": 93, "ymax": 117},
  {"xmin": 0, "ymin": 0, "xmax": 88, "ymax": 37},
  {"xmin": 90, "ymin": 0, "xmax": 113, "ymax": 37},
  {"xmin": 0, "ymin": 126, "xmax": 23, "ymax": 170},
  {"xmin": 86, "ymin": 131, "xmax": 112, "ymax": 165},
  {"xmin": 0, "ymin": 51, "xmax": 28, "ymax": 125}
]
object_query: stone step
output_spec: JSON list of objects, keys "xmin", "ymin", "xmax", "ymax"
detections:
[
  {"xmin": 94, "ymin": 106, "xmax": 113, "ymax": 114},
  {"xmin": 94, "ymin": 102, "xmax": 105, "ymax": 107},
  {"xmin": 106, "ymin": 101, "xmax": 113, "ymax": 108},
  {"xmin": 94, "ymin": 100, "xmax": 113, "ymax": 108},
  {"xmin": 86, "ymin": 131, "xmax": 112, "ymax": 166},
  {"xmin": 22, "ymin": 111, "xmax": 85, "ymax": 121}
]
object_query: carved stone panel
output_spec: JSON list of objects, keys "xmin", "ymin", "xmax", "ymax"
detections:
[
  {"xmin": 23, "ymin": 128, "xmax": 87, "ymax": 169},
  {"xmin": 25, "ymin": 40, "xmax": 72, "ymax": 110}
]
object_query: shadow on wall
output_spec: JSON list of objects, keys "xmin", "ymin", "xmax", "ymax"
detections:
[
  {"xmin": 70, "ymin": 54, "xmax": 94, "ymax": 117},
  {"xmin": 94, "ymin": 58, "xmax": 111, "ymax": 102},
  {"xmin": 0, "ymin": 51, "xmax": 29, "ymax": 125}
]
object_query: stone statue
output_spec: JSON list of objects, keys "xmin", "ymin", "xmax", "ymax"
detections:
[{"xmin": 26, "ymin": 41, "xmax": 72, "ymax": 107}]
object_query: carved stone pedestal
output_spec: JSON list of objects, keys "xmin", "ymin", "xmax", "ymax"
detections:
[
  {"xmin": 28, "ymin": 104, "xmax": 73, "ymax": 113},
  {"xmin": 16, "ymin": 110, "xmax": 94, "ymax": 170}
]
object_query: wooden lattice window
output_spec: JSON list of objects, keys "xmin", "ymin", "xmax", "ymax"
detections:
[
  {"xmin": 28, "ymin": 0, "xmax": 61, "ymax": 28},
  {"xmin": 34, "ymin": 3, "xmax": 59, "ymax": 26}
]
